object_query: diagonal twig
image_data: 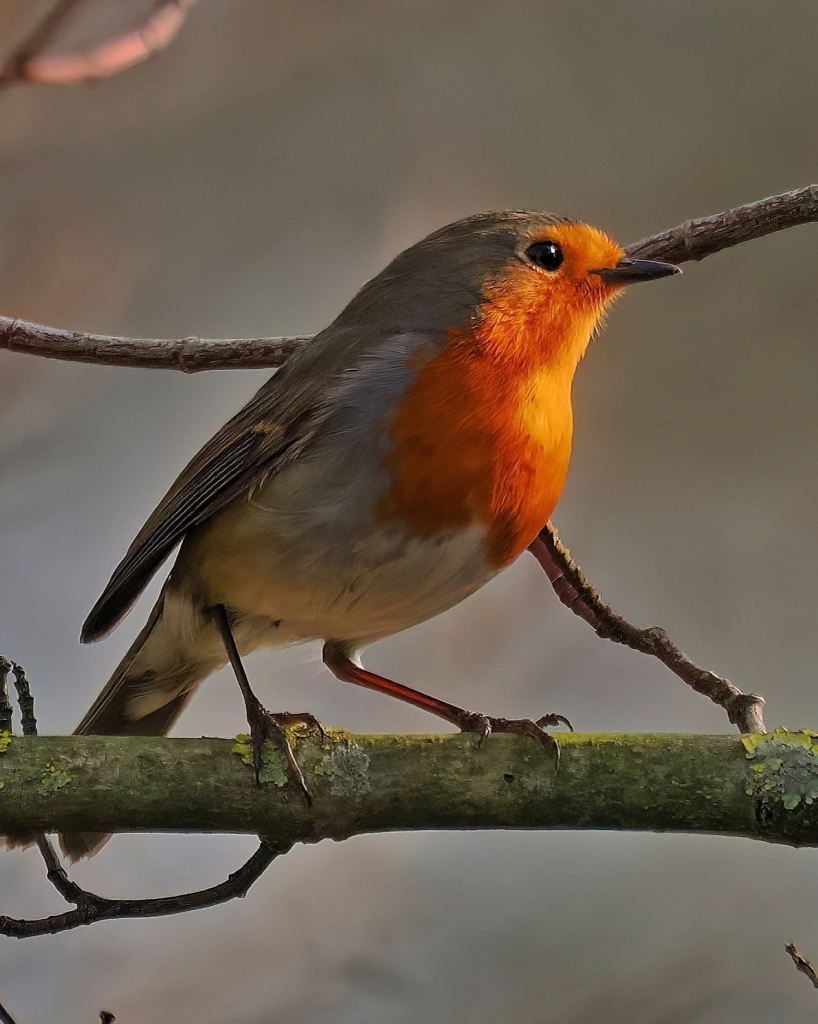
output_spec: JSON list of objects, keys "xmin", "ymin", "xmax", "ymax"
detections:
[
  {"xmin": 0, "ymin": 996, "xmax": 18, "ymax": 1024},
  {"xmin": 786, "ymin": 942, "xmax": 818, "ymax": 989},
  {"xmin": 529, "ymin": 524, "xmax": 766, "ymax": 735},
  {"xmin": 0, "ymin": 0, "xmax": 200, "ymax": 90},
  {"xmin": 0, "ymin": 659, "xmax": 14, "ymax": 735},
  {"xmin": 0, "ymin": 186, "xmax": 816, "ymax": 372},
  {"xmin": 0, "ymin": 0, "xmax": 84, "ymax": 88},
  {"xmin": 9, "ymin": 664, "xmax": 36, "ymax": 737},
  {"xmin": 627, "ymin": 185, "xmax": 818, "ymax": 265}
]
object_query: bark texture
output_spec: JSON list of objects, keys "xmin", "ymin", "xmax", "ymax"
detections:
[{"xmin": 0, "ymin": 730, "xmax": 816, "ymax": 848}]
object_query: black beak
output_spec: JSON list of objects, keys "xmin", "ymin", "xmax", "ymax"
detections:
[{"xmin": 591, "ymin": 257, "xmax": 681, "ymax": 284}]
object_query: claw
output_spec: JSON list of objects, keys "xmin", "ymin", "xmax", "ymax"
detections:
[
  {"xmin": 536, "ymin": 712, "xmax": 573, "ymax": 732},
  {"xmin": 520, "ymin": 720, "xmax": 561, "ymax": 770},
  {"xmin": 452, "ymin": 708, "xmax": 563, "ymax": 770},
  {"xmin": 245, "ymin": 700, "xmax": 313, "ymax": 804},
  {"xmin": 454, "ymin": 711, "xmax": 492, "ymax": 746}
]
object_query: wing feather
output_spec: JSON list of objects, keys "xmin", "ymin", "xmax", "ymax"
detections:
[
  {"xmin": 81, "ymin": 320, "xmax": 443, "ymax": 644},
  {"xmin": 81, "ymin": 370, "xmax": 317, "ymax": 642}
]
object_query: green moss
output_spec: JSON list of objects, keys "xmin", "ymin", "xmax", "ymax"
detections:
[
  {"xmin": 0, "ymin": 732, "xmax": 12, "ymax": 755},
  {"xmin": 232, "ymin": 734, "xmax": 288, "ymax": 787}
]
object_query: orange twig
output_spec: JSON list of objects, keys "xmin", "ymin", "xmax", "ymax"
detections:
[
  {"xmin": 0, "ymin": 0, "xmax": 199, "ymax": 89},
  {"xmin": 0, "ymin": 0, "xmax": 84, "ymax": 87}
]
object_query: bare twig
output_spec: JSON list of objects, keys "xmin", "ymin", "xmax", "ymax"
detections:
[
  {"xmin": 0, "ymin": 657, "xmax": 36, "ymax": 736},
  {"xmin": 0, "ymin": 659, "xmax": 13, "ymax": 735},
  {"xmin": 627, "ymin": 185, "xmax": 818, "ymax": 264},
  {"xmin": 24, "ymin": 0, "xmax": 200, "ymax": 86},
  {"xmin": 9, "ymin": 664, "xmax": 36, "ymax": 737},
  {"xmin": 0, "ymin": 995, "xmax": 18, "ymax": 1024},
  {"xmin": 786, "ymin": 942, "xmax": 818, "ymax": 989},
  {"xmin": 0, "ymin": 317, "xmax": 309, "ymax": 372},
  {"xmin": 0, "ymin": 0, "xmax": 200, "ymax": 90},
  {"xmin": 0, "ymin": 186, "xmax": 815, "ymax": 372},
  {"xmin": 529, "ymin": 524, "xmax": 766, "ymax": 735},
  {"xmin": 0, "ymin": 0, "xmax": 84, "ymax": 88},
  {"xmin": 0, "ymin": 835, "xmax": 283, "ymax": 938}
]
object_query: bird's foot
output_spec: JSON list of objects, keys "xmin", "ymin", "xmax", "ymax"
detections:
[
  {"xmin": 453, "ymin": 709, "xmax": 573, "ymax": 768},
  {"xmin": 244, "ymin": 698, "xmax": 315, "ymax": 803}
]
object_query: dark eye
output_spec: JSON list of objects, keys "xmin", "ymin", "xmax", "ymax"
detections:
[{"xmin": 525, "ymin": 240, "xmax": 564, "ymax": 272}]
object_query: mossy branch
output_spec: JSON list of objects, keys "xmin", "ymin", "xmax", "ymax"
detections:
[
  {"xmin": 1, "ymin": 730, "xmax": 817, "ymax": 848},
  {"xmin": 4, "ymin": 728, "xmax": 818, "ymax": 937}
]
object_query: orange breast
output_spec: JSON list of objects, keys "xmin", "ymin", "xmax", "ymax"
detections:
[{"xmin": 378, "ymin": 334, "xmax": 579, "ymax": 569}]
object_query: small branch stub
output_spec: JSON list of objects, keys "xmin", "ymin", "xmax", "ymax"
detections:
[{"xmin": 786, "ymin": 942, "xmax": 818, "ymax": 989}]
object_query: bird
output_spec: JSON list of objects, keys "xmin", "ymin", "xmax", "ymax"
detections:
[{"xmin": 62, "ymin": 210, "xmax": 680, "ymax": 860}]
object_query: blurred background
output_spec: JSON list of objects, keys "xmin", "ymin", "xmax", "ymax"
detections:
[{"xmin": 1, "ymin": 1, "xmax": 817, "ymax": 1020}]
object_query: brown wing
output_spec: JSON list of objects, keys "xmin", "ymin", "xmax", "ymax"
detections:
[{"xmin": 81, "ymin": 371, "xmax": 319, "ymax": 643}]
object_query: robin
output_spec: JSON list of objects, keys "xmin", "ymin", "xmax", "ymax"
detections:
[{"xmin": 63, "ymin": 211, "xmax": 679, "ymax": 860}]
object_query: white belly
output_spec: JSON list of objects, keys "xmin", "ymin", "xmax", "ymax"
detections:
[{"xmin": 181, "ymin": 492, "xmax": 498, "ymax": 652}]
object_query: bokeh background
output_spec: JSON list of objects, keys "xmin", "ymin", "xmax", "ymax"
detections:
[{"xmin": 1, "ymin": 1, "xmax": 818, "ymax": 1020}]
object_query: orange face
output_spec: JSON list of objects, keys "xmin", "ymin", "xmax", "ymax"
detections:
[
  {"xmin": 477, "ymin": 220, "xmax": 626, "ymax": 371},
  {"xmin": 379, "ymin": 221, "xmax": 628, "ymax": 569}
]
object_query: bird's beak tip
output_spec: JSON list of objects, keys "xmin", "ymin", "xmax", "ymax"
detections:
[{"xmin": 591, "ymin": 257, "xmax": 682, "ymax": 284}]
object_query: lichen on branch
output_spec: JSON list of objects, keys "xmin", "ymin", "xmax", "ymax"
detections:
[{"xmin": 0, "ymin": 731, "xmax": 817, "ymax": 847}]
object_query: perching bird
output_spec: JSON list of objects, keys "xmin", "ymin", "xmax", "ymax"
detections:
[{"xmin": 63, "ymin": 211, "xmax": 679, "ymax": 860}]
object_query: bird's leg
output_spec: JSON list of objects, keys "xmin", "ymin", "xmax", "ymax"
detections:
[
  {"xmin": 322, "ymin": 642, "xmax": 570, "ymax": 766},
  {"xmin": 213, "ymin": 605, "xmax": 317, "ymax": 801},
  {"xmin": 529, "ymin": 522, "xmax": 766, "ymax": 734}
]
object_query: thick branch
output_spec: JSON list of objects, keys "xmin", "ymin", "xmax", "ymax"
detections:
[
  {"xmin": 0, "ymin": 730, "xmax": 815, "ymax": 849},
  {"xmin": 1, "ymin": 185, "xmax": 815, "ymax": 372}
]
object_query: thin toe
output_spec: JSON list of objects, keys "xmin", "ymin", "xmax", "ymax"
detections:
[{"xmin": 536, "ymin": 712, "xmax": 573, "ymax": 732}]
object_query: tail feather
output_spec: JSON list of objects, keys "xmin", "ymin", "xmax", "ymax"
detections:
[
  {"xmin": 60, "ymin": 589, "xmax": 226, "ymax": 861},
  {"xmin": 59, "ymin": 690, "xmax": 196, "ymax": 862}
]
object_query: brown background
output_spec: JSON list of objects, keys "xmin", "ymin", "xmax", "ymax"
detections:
[{"xmin": 1, "ymin": 1, "xmax": 818, "ymax": 1020}]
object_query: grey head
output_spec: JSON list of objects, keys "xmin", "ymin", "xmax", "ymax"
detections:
[{"xmin": 331, "ymin": 210, "xmax": 570, "ymax": 338}]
